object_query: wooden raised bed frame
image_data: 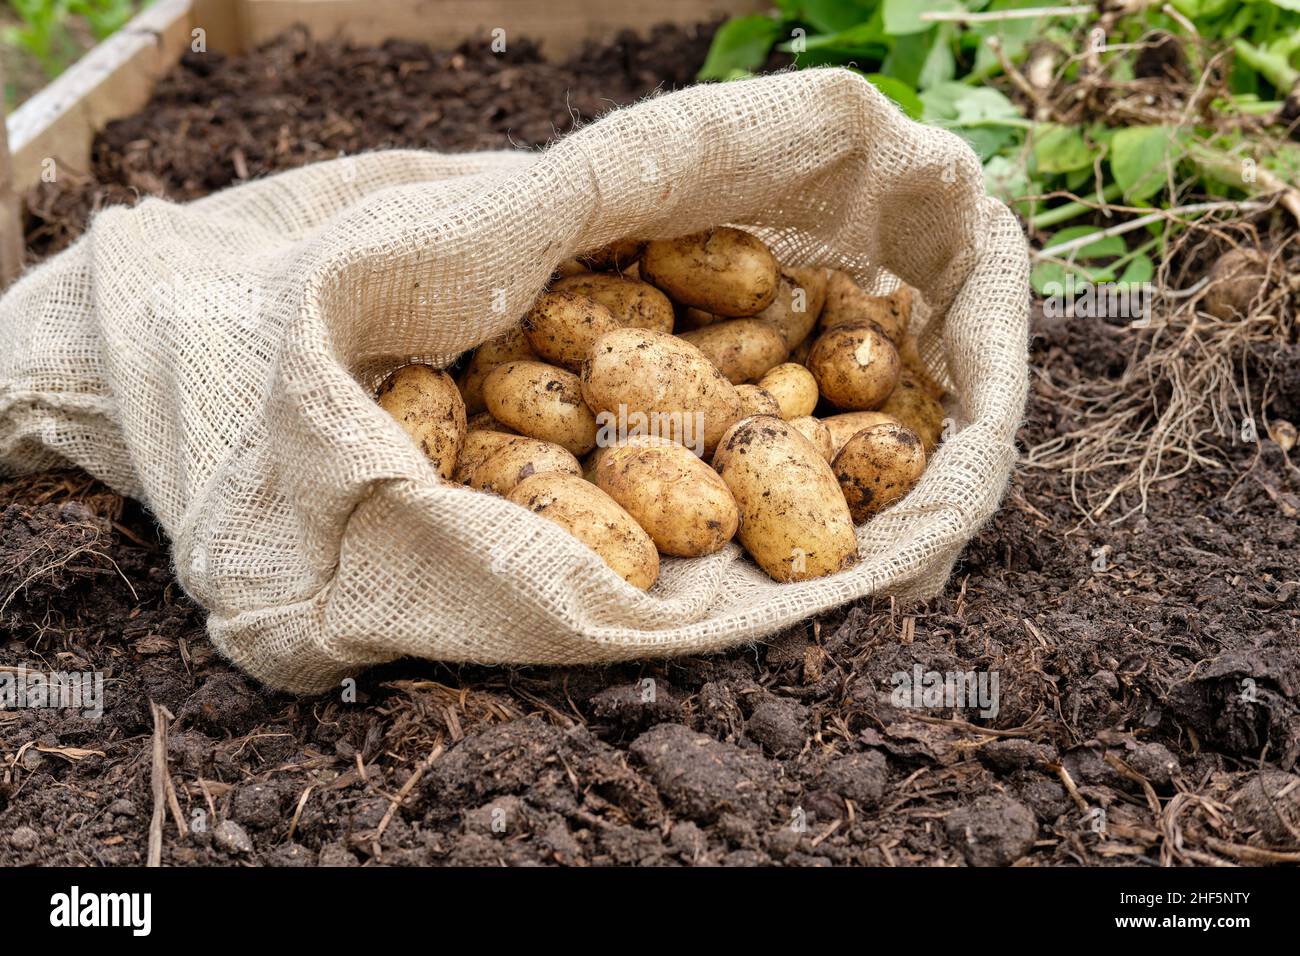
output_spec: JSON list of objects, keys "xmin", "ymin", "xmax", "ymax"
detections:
[{"xmin": 0, "ymin": 0, "xmax": 762, "ymax": 287}]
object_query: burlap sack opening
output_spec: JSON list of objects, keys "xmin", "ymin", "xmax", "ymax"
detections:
[{"xmin": 0, "ymin": 69, "xmax": 1029, "ymax": 694}]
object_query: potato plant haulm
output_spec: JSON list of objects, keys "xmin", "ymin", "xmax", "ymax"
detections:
[{"xmin": 376, "ymin": 227, "xmax": 945, "ymax": 591}]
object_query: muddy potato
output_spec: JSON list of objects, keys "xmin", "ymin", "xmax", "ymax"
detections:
[
  {"xmin": 593, "ymin": 442, "xmax": 738, "ymax": 557},
  {"xmin": 454, "ymin": 429, "xmax": 519, "ymax": 483},
  {"xmin": 508, "ymin": 472, "xmax": 659, "ymax": 590},
  {"xmin": 582, "ymin": 433, "xmax": 673, "ymax": 481},
  {"xmin": 807, "ymin": 322, "xmax": 901, "ymax": 411},
  {"xmin": 675, "ymin": 306, "xmax": 723, "ymax": 332},
  {"xmin": 551, "ymin": 273, "xmax": 675, "ymax": 334},
  {"xmin": 552, "ymin": 258, "xmax": 589, "ymax": 280},
  {"xmin": 833, "ymin": 423, "xmax": 926, "ymax": 523},
  {"xmin": 898, "ymin": 332, "xmax": 947, "ymax": 400},
  {"xmin": 711, "ymin": 416, "xmax": 858, "ymax": 581},
  {"xmin": 879, "ymin": 373, "xmax": 946, "ymax": 453},
  {"xmin": 469, "ymin": 436, "xmax": 581, "ymax": 495},
  {"xmin": 483, "ymin": 360, "xmax": 598, "ymax": 456},
  {"xmin": 641, "ymin": 227, "xmax": 779, "ymax": 317},
  {"xmin": 578, "ymin": 239, "xmax": 646, "ymax": 273},
  {"xmin": 678, "ymin": 319, "xmax": 788, "ymax": 384},
  {"xmin": 735, "ymin": 384, "xmax": 782, "ymax": 418},
  {"xmin": 789, "ymin": 415, "xmax": 834, "ymax": 462},
  {"xmin": 678, "ymin": 265, "xmax": 826, "ymax": 345},
  {"xmin": 820, "ymin": 272, "xmax": 911, "ymax": 344},
  {"xmin": 521, "ymin": 291, "xmax": 620, "ymax": 371},
  {"xmin": 457, "ymin": 326, "xmax": 536, "ymax": 415},
  {"xmin": 757, "ymin": 363, "xmax": 818, "ymax": 420},
  {"xmin": 822, "ymin": 411, "xmax": 903, "ymax": 456},
  {"xmin": 756, "ymin": 266, "xmax": 829, "ymax": 349},
  {"xmin": 466, "ymin": 410, "xmax": 515, "ymax": 433},
  {"xmin": 789, "ymin": 336, "xmax": 813, "ymax": 366},
  {"xmin": 1203, "ymin": 248, "xmax": 1268, "ymax": 319},
  {"xmin": 376, "ymin": 364, "xmax": 467, "ymax": 480},
  {"xmin": 581, "ymin": 328, "xmax": 744, "ymax": 456}
]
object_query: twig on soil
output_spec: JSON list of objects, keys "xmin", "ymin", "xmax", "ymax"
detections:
[
  {"xmin": 908, "ymin": 711, "xmax": 1043, "ymax": 738},
  {"xmin": 147, "ymin": 701, "xmax": 173, "ymax": 868},
  {"xmin": 1204, "ymin": 838, "xmax": 1300, "ymax": 864},
  {"xmin": 286, "ymin": 784, "xmax": 314, "ymax": 842},
  {"xmin": 371, "ymin": 738, "xmax": 444, "ymax": 848},
  {"xmin": 1055, "ymin": 762, "xmax": 1090, "ymax": 812}
]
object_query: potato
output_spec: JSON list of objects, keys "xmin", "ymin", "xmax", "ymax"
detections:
[
  {"xmin": 466, "ymin": 410, "xmax": 515, "ymax": 433},
  {"xmin": 675, "ymin": 306, "xmax": 723, "ymax": 332},
  {"xmin": 822, "ymin": 411, "xmax": 903, "ymax": 457},
  {"xmin": 820, "ymin": 272, "xmax": 911, "ymax": 344},
  {"xmin": 1203, "ymin": 247, "xmax": 1268, "ymax": 320},
  {"xmin": 551, "ymin": 273, "xmax": 675, "ymax": 334},
  {"xmin": 582, "ymin": 433, "xmax": 673, "ymax": 481},
  {"xmin": 807, "ymin": 322, "xmax": 901, "ymax": 411},
  {"xmin": 756, "ymin": 266, "xmax": 829, "ymax": 349},
  {"xmin": 376, "ymin": 364, "xmax": 467, "ymax": 480},
  {"xmin": 454, "ymin": 429, "xmax": 519, "ymax": 484},
  {"xmin": 641, "ymin": 227, "xmax": 779, "ymax": 317},
  {"xmin": 679, "ymin": 319, "xmax": 788, "ymax": 384},
  {"xmin": 757, "ymin": 363, "xmax": 818, "ymax": 420},
  {"xmin": 898, "ymin": 332, "xmax": 947, "ymax": 400},
  {"xmin": 483, "ymin": 360, "xmax": 598, "ymax": 456},
  {"xmin": 736, "ymin": 384, "xmax": 783, "ymax": 418},
  {"xmin": 458, "ymin": 326, "xmax": 536, "ymax": 415},
  {"xmin": 833, "ymin": 423, "xmax": 926, "ymax": 523},
  {"xmin": 879, "ymin": 373, "xmax": 946, "ymax": 453},
  {"xmin": 469, "ymin": 436, "xmax": 581, "ymax": 495},
  {"xmin": 789, "ymin": 336, "xmax": 813, "ymax": 367},
  {"xmin": 578, "ymin": 239, "xmax": 646, "ymax": 273},
  {"xmin": 552, "ymin": 258, "xmax": 589, "ymax": 280},
  {"xmin": 712, "ymin": 416, "xmax": 858, "ymax": 581},
  {"xmin": 581, "ymin": 328, "xmax": 744, "ymax": 456},
  {"xmin": 521, "ymin": 291, "xmax": 620, "ymax": 371},
  {"xmin": 508, "ymin": 472, "xmax": 659, "ymax": 590},
  {"xmin": 789, "ymin": 415, "xmax": 834, "ymax": 462},
  {"xmin": 592, "ymin": 441, "xmax": 738, "ymax": 557}
]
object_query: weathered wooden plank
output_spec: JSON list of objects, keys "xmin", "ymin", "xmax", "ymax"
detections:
[{"xmin": 0, "ymin": 60, "xmax": 25, "ymax": 287}]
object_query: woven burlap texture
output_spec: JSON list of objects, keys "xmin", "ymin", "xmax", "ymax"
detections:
[{"xmin": 0, "ymin": 69, "xmax": 1029, "ymax": 694}]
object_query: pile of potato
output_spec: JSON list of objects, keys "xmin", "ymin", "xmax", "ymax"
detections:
[{"xmin": 376, "ymin": 227, "xmax": 946, "ymax": 591}]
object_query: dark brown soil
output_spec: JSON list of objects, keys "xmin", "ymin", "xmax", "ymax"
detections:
[{"xmin": 2, "ymin": 27, "xmax": 1298, "ymax": 868}]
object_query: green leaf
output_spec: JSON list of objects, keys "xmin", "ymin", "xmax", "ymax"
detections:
[
  {"xmin": 1032, "ymin": 261, "xmax": 1107, "ymax": 294},
  {"xmin": 863, "ymin": 73, "xmax": 923, "ymax": 119},
  {"xmin": 799, "ymin": 0, "xmax": 881, "ymax": 33},
  {"xmin": 984, "ymin": 155, "xmax": 1032, "ymax": 204},
  {"xmin": 1263, "ymin": 143, "xmax": 1300, "ymax": 182},
  {"xmin": 1064, "ymin": 165, "xmax": 1093, "ymax": 192},
  {"xmin": 786, "ymin": 7, "xmax": 887, "ymax": 54},
  {"xmin": 921, "ymin": 82, "xmax": 1020, "ymax": 124},
  {"xmin": 1110, "ymin": 126, "xmax": 1184, "ymax": 202},
  {"xmin": 961, "ymin": 126, "xmax": 1019, "ymax": 161},
  {"xmin": 1119, "ymin": 254, "xmax": 1155, "ymax": 286},
  {"xmin": 1045, "ymin": 226, "xmax": 1127, "ymax": 259},
  {"xmin": 1169, "ymin": 0, "xmax": 1235, "ymax": 17},
  {"xmin": 883, "ymin": 0, "xmax": 962, "ymax": 36},
  {"xmin": 883, "ymin": 28, "xmax": 935, "ymax": 87},
  {"xmin": 1032, "ymin": 124, "xmax": 1094, "ymax": 175},
  {"xmin": 918, "ymin": 24, "xmax": 957, "ymax": 89},
  {"xmin": 697, "ymin": 16, "xmax": 782, "ymax": 82}
]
